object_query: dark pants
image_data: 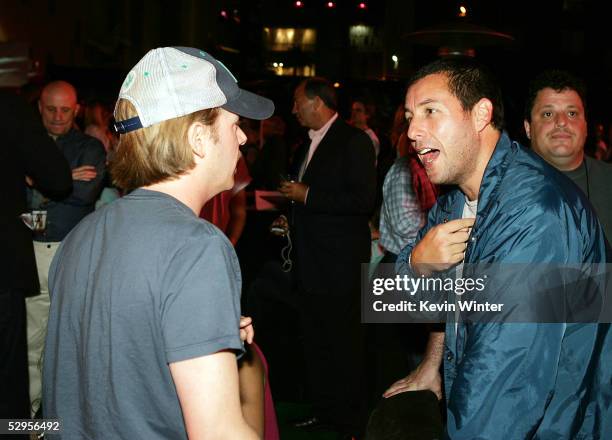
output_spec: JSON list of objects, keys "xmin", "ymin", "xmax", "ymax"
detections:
[
  {"xmin": 367, "ymin": 251, "xmax": 429, "ymax": 408},
  {"xmin": 0, "ymin": 288, "xmax": 30, "ymax": 419},
  {"xmin": 298, "ymin": 289, "xmax": 367, "ymax": 436}
]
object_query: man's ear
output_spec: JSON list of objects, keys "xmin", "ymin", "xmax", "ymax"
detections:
[
  {"xmin": 472, "ymin": 98, "xmax": 493, "ymax": 132},
  {"xmin": 523, "ymin": 119, "xmax": 531, "ymax": 140},
  {"xmin": 188, "ymin": 122, "xmax": 207, "ymax": 158},
  {"xmin": 38, "ymin": 100, "xmax": 43, "ymax": 115},
  {"xmin": 74, "ymin": 103, "xmax": 81, "ymax": 116}
]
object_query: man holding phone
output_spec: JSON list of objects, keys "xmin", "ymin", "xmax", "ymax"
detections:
[{"xmin": 279, "ymin": 77, "xmax": 376, "ymax": 438}]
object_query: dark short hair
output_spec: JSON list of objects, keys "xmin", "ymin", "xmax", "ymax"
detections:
[
  {"xmin": 302, "ymin": 77, "xmax": 338, "ymax": 111},
  {"xmin": 409, "ymin": 58, "xmax": 505, "ymax": 130},
  {"xmin": 524, "ymin": 70, "xmax": 587, "ymax": 121}
]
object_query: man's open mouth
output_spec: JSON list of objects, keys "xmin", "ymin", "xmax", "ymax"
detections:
[{"xmin": 416, "ymin": 147, "xmax": 440, "ymax": 165}]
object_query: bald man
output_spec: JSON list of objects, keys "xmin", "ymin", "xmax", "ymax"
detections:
[
  {"xmin": 26, "ymin": 80, "xmax": 106, "ymax": 415},
  {"xmin": 38, "ymin": 81, "xmax": 79, "ymax": 138}
]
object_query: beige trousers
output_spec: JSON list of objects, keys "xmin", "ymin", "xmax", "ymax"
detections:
[{"xmin": 26, "ymin": 241, "xmax": 60, "ymax": 416}]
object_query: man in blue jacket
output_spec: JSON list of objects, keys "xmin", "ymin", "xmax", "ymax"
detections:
[{"xmin": 394, "ymin": 58, "xmax": 610, "ymax": 438}]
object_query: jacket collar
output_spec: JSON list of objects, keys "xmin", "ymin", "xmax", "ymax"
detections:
[
  {"xmin": 308, "ymin": 112, "xmax": 338, "ymax": 141},
  {"xmin": 437, "ymin": 131, "xmax": 515, "ymax": 220}
]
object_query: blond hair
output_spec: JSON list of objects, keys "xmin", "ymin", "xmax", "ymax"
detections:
[{"xmin": 111, "ymin": 99, "xmax": 219, "ymax": 190}]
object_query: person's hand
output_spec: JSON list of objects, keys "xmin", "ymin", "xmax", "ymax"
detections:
[
  {"xmin": 270, "ymin": 215, "xmax": 289, "ymax": 236},
  {"xmin": 279, "ymin": 181, "xmax": 308, "ymax": 204},
  {"xmin": 239, "ymin": 316, "xmax": 254, "ymax": 344},
  {"xmin": 72, "ymin": 165, "xmax": 97, "ymax": 182},
  {"xmin": 383, "ymin": 362, "xmax": 443, "ymax": 400},
  {"xmin": 411, "ymin": 218, "xmax": 475, "ymax": 276},
  {"xmin": 25, "ymin": 175, "xmax": 34, "ymax": 187}
]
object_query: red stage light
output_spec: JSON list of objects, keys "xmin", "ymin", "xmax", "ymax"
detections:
[
  {"xmin": 294, "ymin": 0, "xmax": 303, "ymax": 7},
  {"xmin": 326, "ymin": 1, "xmax": 335, "ymax": 8},
  {"xmin": 358, "ymin": 2, "xmax": 367, "ymax": 9},
  {"xmin": 220, "ymin": 9, "xmax": 228, "ymax": 18}
]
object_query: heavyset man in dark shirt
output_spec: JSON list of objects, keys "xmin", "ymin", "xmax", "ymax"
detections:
[{"xmin": 524, "ymin": 69, "xmax": 612, "ymax": 242}]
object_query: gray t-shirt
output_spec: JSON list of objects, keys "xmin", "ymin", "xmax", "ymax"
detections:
[
  {"xmin": 43, "ymin": 189, "xmax": 243, "ymax": 439},
  {"xmin": 455, "ymin": 197, "xmax": 478, "ymax": 333},
  {"xmin": 563, "ymin": 156, "xmax": 612, "ymax": 244}
]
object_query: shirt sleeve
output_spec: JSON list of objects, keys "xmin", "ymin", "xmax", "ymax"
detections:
[
  {"xmin": 396, "ymin": 198, "xmax": 442, "ymax": 276},
  {"xmin": 380, "ymin": 159, "xmax": 423, "ymax": 252},
  {"xmin": 160, "ymin": 232, "xmax": 243, "ymax": 363},
  {"xmin": 63, "ymin": 137, "xmax": 107, "ymax": 207}
]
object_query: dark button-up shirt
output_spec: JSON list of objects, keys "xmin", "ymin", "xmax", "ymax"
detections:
[{"xmin": 31, "ymin": 129, "xmax": 106, "ymax": 242}]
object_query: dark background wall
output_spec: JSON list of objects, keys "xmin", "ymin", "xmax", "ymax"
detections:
[{"xmin": 1, "ymin": 0, "xmax": 609, "ymax": 141}]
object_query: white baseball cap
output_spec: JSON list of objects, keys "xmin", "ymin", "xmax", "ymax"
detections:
[{"xmin": 114, "ymin": 46, "xmax": 274, "ymax": 134}]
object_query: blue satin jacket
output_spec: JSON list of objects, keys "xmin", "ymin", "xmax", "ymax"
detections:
[{"xmin": 397, "ymin": 132, "xmax": 611, "ymax": 439}]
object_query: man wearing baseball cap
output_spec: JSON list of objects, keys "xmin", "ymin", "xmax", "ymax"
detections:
[{"xmin": 42, "ymin": 47, "xmax": 273, "ymax": 439}]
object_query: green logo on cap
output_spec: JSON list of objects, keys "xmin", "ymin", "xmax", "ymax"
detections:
[{"xmin": 122, "ymin": 71, "xmax": 135, "ymax": 91}]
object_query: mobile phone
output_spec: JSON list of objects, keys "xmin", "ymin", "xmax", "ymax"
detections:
[{"xmin": 279, "ymin": 173, "xmax": 296, "ymax": 183}]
